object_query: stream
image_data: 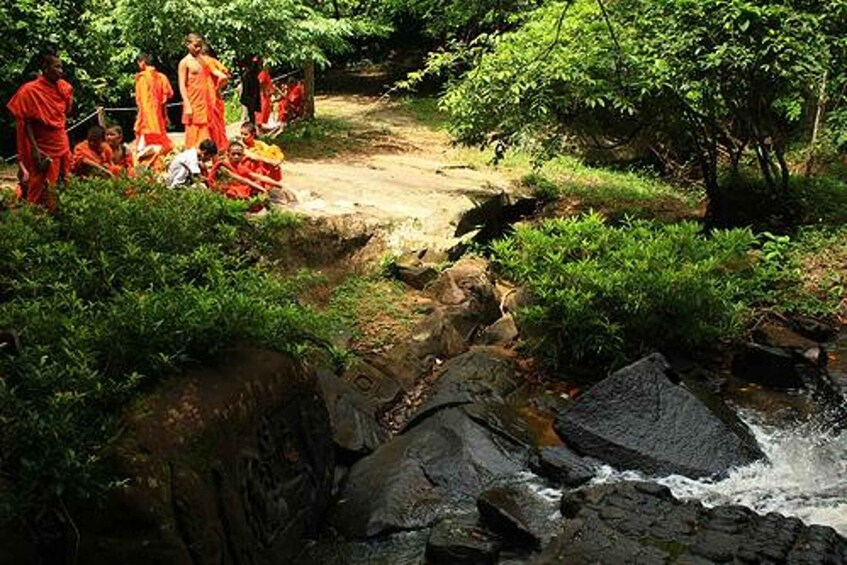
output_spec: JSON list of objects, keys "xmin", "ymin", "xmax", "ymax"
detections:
[{"xmin": 593, "ymin": 405, "xmax": 847, "ymax": 536}]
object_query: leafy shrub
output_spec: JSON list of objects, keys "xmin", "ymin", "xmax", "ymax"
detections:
[
  {"xmin": 491, "ymin": 212, "xmax": 814, "ymax": 376},
  {"xmin": 0, "ymin": 179, "xmax": 323, "ymax": 519}
]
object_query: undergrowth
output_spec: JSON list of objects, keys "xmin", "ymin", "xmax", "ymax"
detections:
[
  {"xmin": 492, "ymin": 212, "xmax": 835, "ymax": 377},
  {"xmin": 0, "ymin": 178, "xmax": 325, "ymax": 520}
]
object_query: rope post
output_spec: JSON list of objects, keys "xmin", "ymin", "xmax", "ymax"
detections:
[
  {"xmin": 96, "ymin": 106, "xmax": 106, "ymax": 128},
  {"xmin": 304, "ymin": 59, "xmax": 315, "ymax": 119}
]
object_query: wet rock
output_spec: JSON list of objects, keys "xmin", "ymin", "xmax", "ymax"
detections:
[
  {"xmin": 477, "ymin": 485, "xmax": 554, "ymax": 549},
  {"xmin": 317, "ymin": 369, "xmax": 388, "ymax": 455},
  {"xmin": 529, "ymin": 446, "xmax": 600, "ymax": 487},
  {"xmin": 407, "ymin": 350, "xmax": 519, "ymax": 426},
  {"xmin": 753, "ymin": 321, "xmax": 820, "ymax": 351},
  {"xmin": 408, "ymin": 309, "xmax": 468, "ymax": 360},
  {"xmin": 425, "ymin": 514, "xmax": 501, "ymax": 565},
  {"xmin": 733, "ymin": 342, "xmax": 831, "ymax": 390},
  {"xmin": 477, "ymin": 314, "xmax": 519, "ymax": 346},
  {"xmin": 330, "ymin": 407, "xmax": 528, "ymax": 539},
  {"xmin": 395, "ymin": 249, "xmax": 447, "ymax": 290},
  {"xmin": 538, "ymin": 481, "xmax": 847, "ymax": 564},
  {"xmin": 790, "ymin": 315, "xmax": 838, "ymax": 343},
  {"xmin": 341, "ymin": 359, "xmax": 404, "ymax": 411},
  {"xmin": 555, "ymin": 353, "xmax": 765, "ymax": 479},
  {"xmin": 428, "ymin": 257, "xmax": 500, "ymax": 335}
]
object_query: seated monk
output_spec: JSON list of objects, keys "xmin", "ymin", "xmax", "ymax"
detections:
[
  {"xmin": 286, "ymin": 79, "xmax": 305, "ymax": 120},
  {"xmin": 207, "ymin": 140, "xmax": 269, "ymax": 200},
  {"xmin": 105, "ymin": 125, "xmax": 134, "ymax": 176},
  {"xmin": 239, "ymin": 122, "xmax": 284, "ymax": 180},
  {"xmin": 72, "ymin": 125, "xmax": 114, "ymax": 178}
]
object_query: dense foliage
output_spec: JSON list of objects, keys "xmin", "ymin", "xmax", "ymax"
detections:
[
  {"xmin": 492, "ymin": 213, "xmax": 824, "ymax": 375},
  {"xmin": 442, "ymin": 0, "xmax": 847, "ymax": 225},
  {"xmin": 0, "ymin": 180, "xmax": 323, "ymax": 518}
]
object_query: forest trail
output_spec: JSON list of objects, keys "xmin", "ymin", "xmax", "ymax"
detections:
[{"xmin": 278, "ymin": 94, "xmax": 514, "ymax": 250}]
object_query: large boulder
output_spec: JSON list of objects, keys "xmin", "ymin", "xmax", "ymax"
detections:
[
  {"xmin": 406, "ymin": 349, "xmax": 519, "ymax": 426},
  {"xmin": 330, "ymin": 406, "xmax": 528, "ymax": 539},
  {"xmin": 555, "ymin": 353, "xmax": 765, "ymax": 478},
  {"xmin": 540, "ymin": 481, "xmax": 847, "ymax": 563},
  {"xmin": 317, "ymin": 369, "xmax": 388, "ymax": 456},
  {"xmin": 54, "ymin": 349, "xmax": 335, "ymax": 565}
]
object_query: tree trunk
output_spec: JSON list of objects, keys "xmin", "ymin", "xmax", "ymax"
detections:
[{"xmin": 304, "ymin": 59, "xmax": 316, "ymax": 119}]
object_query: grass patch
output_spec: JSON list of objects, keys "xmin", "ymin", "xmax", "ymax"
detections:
[
  {"xmin": 396, "ymin": 96, "xmax": 449, "ymax": 130},
  {"xmin": 327, "ymin": 276, "xmax": 422, "ymax": 352},
  {"xmin": 0, "ymin": 179, "xmax": 327, "ymax": 520}
]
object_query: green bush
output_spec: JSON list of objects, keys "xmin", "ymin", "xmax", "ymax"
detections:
[
  {"xmin": 0, "ymin": 179, "xmax": 323, "ymax": 519},
  {"xmin": 491, "ymin": 212, "xmax": 816, "ymax": 376}
]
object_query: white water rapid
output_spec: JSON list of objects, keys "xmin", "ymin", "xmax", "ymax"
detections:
[{"xmin": 592, "ymin": 407, "xmax": 847, "ymax": 535}]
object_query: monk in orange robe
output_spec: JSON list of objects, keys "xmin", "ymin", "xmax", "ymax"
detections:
[
  {"xmin": 105, "ymin": 125, "xmax": 134, "ymax": 177},
  {"xmin": 6, "ymin": 53, "xmax": 73, "ymax": 210},
  {"xmin": 200, "ymin": 45, "xmax": 230, "ymax": 152},
  {"xmin": 257, "ymin": 65, "xmax": 274, "ymax": 126},
  {"xmin": 72, "ymin": 125, "xmax": 114, "ymax": 178},
  {"xmin": 134, "ymin": 54, "xmax": 174, "ymax": 155},
  {"xmin": 179, "ymin": 33, "xmax": 215, "ymax": 149},
  {"xmin": 287, "ymin": 80, "xmax": 306, "ymax": 120},
  {"xmin": 207, "ymin": 141, "xmax": 268, "ymax": 199}
]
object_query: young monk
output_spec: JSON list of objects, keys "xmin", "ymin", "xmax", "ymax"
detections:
[
  {"xmin": 200, "ymin": 44, "xmax": 230, "ymax": 152},
  {"xmin": 166, "ymin": 139, "xmax": 217, "ymax": 188},
  {"xmin": 6, "ymin": 53, "xmax": 74, "ymax": 210},
  {"xmin": 239, "ymin": 121, "xmax": 284, "ymax": 180},
  {"xmin": 179, "ymin": 33, "xmax": 215, "ymax": 149},
  {"xmin": 134, "ymin": 54, "xmax": 174, "ymax": 156},
  {"xmin": 105, "ymin": 125, "xmax": 134, "ymax": 176},
  {"xmin": 207, "ymin": 140, "xmax": 269, "ymax": 200},
  {"xmin": 72, "ymin": 125, "xmax": 114, "ymax": 178},
  {"xmin": 286, "ymin": 79, "xmax": 306, "ymax": 120},
  {"xmin": 256, "ymin": 63, "xmax": 275, "ymax": 126}
]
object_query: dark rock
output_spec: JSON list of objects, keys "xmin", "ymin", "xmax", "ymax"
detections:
[
  {"xmin": 395, "ymin": 249, "xmax": 447, "ymax": 290},
  {"xmin": 477, "ymin": 485, "xmax": 554, "ymax": 549},
  {"xmin": 453, "ymin": 192, "xmax": 538, "ymax": 247},
  {"xmin": 555, "ymin": 353, "xmax": 765, "ymax": 478},
  {"xmin": 428, "ymin": 257, "xmax": 501, "ymax": 337},
  {"xmin": 529, "ymin": 446, "xmax": 600, "ymax": 487},
  {"xmin": 462, "ymin": 402, "xmax": 537, "ymax": 450},
  {"xmin": 317, "ymin": 369, "xmax": 388, "ymax": 455},
  {"xmin": 477, "ymin": 314, "xmax": 519, "ymax": 346},
  {"xmin": 407, "ymin": 350, "xmax": 519, "ymax": 427},
  {"xmin": 341, "ymin": 359, "xmax": 404, "ymax": 410},
  {"xmin": 733, "ymin": 342, "xmax": 823, "ymax": 390},
  {"xmin": 330, "ymin": 407, "xmax": 528, "ymax": 539},
  {"xmin": 65, "ymin": 349, "xmax": 335, "ymax": 565},
  {"xmin": 425, "ymin": 514, "xmax": 501, "ymax": 565},
  {"xmin": 753, "ymin": 321, "xmax": 820, "ymax": 351},
  {"xmin": 0, "ymin": 329, "xmax": 20, "ymax": 356},
  {"xmin": 790, "ymin": 315, "xmax": 838, "ymax": 342},
  {"xmin": 408, "ymin": 308, "xmax": 469, "ymax": 360},
  {"xmin": 537, "ymin": 481, "xmax": 847, "ymax": 564}
]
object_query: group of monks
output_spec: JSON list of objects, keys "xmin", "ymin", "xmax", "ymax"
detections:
[{"xmin": 5, "ymin": 32, "xmax": 305, "ymax": 211}]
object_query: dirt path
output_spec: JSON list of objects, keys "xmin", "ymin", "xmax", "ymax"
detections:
[{"xmin": 279, "ymin": 95, "xmax": 514, "ymax": 251}]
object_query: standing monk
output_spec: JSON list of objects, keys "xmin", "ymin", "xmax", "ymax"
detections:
[
  {"xmin": 134, "ymin": 54, "xmax": 174, "ymax": 155},
  {"xmin": 6, "ymin": 53, "xmax": 73, "ymax": 210},
  {"xmin": 200, "ymin": 45, "xmax": 230, "ymax": 152},
  {"xmin": 256, "ymin": 63, "xmax": 274, "ymax": 126},
  {"xmin": 179, "ymin": 33, "xmax": 214, "ymax": 149}
]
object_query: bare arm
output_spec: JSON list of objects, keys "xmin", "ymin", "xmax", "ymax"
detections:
[
  {"xmin": 178, "ymin": 59, "xmax": 191, "ymax": 116},
  {"xmin": 219, "ymin": 167, "xmax": 267, "ymax": 193},
  {"xmin": 79, "ymin": 158, "xmax": 114, "ymax": 177}
]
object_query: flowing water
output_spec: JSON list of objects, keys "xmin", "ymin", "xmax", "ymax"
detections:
[{"xmin": 592, "ymin": 405, "xmax": 847, "ymax": 536}]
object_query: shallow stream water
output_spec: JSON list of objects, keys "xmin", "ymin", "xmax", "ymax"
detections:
[{"xmin": 593, "ymin": 405, "xmax": 847, "ymax": 536}]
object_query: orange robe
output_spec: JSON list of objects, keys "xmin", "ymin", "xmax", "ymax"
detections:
[
  {"xmin": 134, "ymin": 68, "xmax": 174, "ymax": 154},
  {"xmin": 109, "ymin": 145, "xmax": 135, "ymax": 177},
  {"xmin": 244, "ymin": 138, "xmax": 283, "ymax": 182},
  {"xmin": 7, "ymin": 76, "xmax": 73, "ymax": 210},
  {"xmin": 203, "ymin": 56, "xmax": 229, "ymax": 152},
  {"xmin": 287, "ymin": 82, "xmax": 305, "ymax": 119},
  {"xmin": 182, "ymin": 59, "xmax": 213, "ymax": 149},
  {"xmin": 208, "ymin": 160, "xmax": 256, "ymax": 199},
  {"xmin": 257, "ymin": 70, "xmax": 273, "ymax": 125},
  {"xmin": 71, "ymin": 141, "xmax": 113, "ymax": 177}
]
